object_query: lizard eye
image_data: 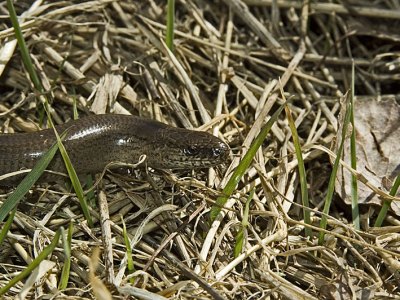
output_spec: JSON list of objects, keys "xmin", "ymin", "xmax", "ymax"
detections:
[
  {"xmin": 184, "ymin": 145, "xmax": 199, "ymax": 156},
  {"xmin": 212, "ymin": 147, "xmax": 222, "ymax": 157}
]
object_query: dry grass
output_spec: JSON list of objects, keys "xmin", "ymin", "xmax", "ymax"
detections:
[{"xmin": 0, "ymin": 0, "xmax": 399, "ymax": 299}]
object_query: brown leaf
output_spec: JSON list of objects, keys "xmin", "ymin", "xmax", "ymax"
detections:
[{"xmin": 336, "ymin": 97, "xmax": 400, "ymax": 215}]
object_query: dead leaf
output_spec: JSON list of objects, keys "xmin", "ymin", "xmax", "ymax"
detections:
[{"xmin": 336, "ymin": 97, "xmax": 400, "ymax": 215}]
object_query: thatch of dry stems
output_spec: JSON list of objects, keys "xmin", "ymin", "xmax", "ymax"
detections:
[{"xmin": 0, "ymin": 0, "xmax": 399, "ymax": 299}]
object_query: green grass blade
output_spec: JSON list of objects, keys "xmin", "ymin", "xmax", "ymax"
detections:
[
  {"xmin": 210, "ymin": 101, "xmax": 286, "ymax": 221},
  {"xmin": 58, "ymin": 223, "xmax": 73, "ymax": 290},
  {"xmin": 0, "ymin": 228, "xmax": 62, "ymax": 296},
  {"xmin": 166, "ymin": 0, "xmax": 175, "ymax": 51},
  {"xmin": 7, "ymin": 0, "xmax": 44, "ymax": 94},
  {"xmin": 7, "ymin": 0, "xmax": 49, "ymax": 120},
  {"xmin": 285, "ymin": 105, "xmax": 312, "ymax": 238},
  {"xmin": 318, "ymin": 98, "xmax": 352, "ymax": 244},
  {"xmin": 50, "ymin": 99, "xmax": 91, "ymax": 226},
  {"xmin": 234, "ymin": 188, "xmax": 254, "ymax": 257},
  {"xmin": 349, "ymin": 62, "xmax": 360, "ymax": 230},
  {"xmin": 122, "ymin": 216, "xmax": 135, "ymax": 282},
  {"xmin": 53, "ymin": 128, "xmax": 93, "ymax": 227},
  {"xmin": 0, "ymin": 207, "xmax": 16, "ymax": 246},
  {"xmin": 233, "ymin": 227, "xmax": 245, "ymax": 258},
  {"xmin": 242, "ymin": 188, "xmax": 253, "ymax": 228},
  {"xmin": 374, "ymin": 174, "xmax": 400, "ymax": 227},
  {"xmin": 0, "ymin": 141, "xmax": 60, "ymax": 222}
]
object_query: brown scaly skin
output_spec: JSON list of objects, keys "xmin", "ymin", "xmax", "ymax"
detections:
[{"xmin": 0, "ymin": 114, "xmax": 229, "ymax": 185}]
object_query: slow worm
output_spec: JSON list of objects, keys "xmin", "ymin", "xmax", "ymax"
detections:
[{"xmin": 0, "ymin": 114, "xmax": 229, "ymax": 185}]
